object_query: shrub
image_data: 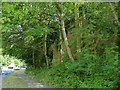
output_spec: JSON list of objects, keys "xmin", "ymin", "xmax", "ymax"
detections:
[{"xmin": 26, "ymin": 47, "xmax": 119, "ymax": 88}]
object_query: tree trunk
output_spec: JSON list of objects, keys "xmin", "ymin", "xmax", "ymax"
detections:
[
  {"xmin": 74, "ymin": 2, "xmax": 81, "ymax": 53},
  {"xmin": 32, "ymin": 47, "xmax": 35, "ymax": 67},
  {"xmin": 59, "ymin": 28, "xmax": 64, "ymax": 62},
  {"xmin": 61, "ymin": 16, "xmax": 74, "ymax": 62},
  {"xmin": 55, "ymin": 3, "xmax": 74, "ymax": 62},
  {"xmin": 44, "ymin": 34, "xmax": 49, "ymax": 67}
]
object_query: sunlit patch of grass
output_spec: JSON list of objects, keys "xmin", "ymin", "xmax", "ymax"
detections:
[{"xmin": 2, "ymin": 70, "xmax": 28, "ymax": 88}]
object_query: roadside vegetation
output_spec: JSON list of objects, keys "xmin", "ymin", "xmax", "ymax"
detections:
[
  {"xmin": 1, "ymin": 2, "xmax": 120, "ymax": 89},
  {"xmin": 26, "ymin": 54, "xmax": 119, "ymax": 88},
  {"xmin": 1, "ymin": 54, "xmax": 25, "ymax": 67}
]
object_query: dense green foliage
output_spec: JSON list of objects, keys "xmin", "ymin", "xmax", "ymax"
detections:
[
  {"xmin": 1, "ymin": 54, "xmax": 25, "ymax": 67},
  {"xmin": 26, "ymin": 47, "xmax": 119, "ymax": 88},
  {"xmin": 2, "ymin": 2, "xmax": 120, "ymax": 88}
]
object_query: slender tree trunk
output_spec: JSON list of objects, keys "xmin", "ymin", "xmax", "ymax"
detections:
[
  {"xmin": 44, "ymin": 35, "xmax": 49, "ymax": 67},
  {"xmin": 61, "ymin": 17, "xmax": 74, "ymax": 61},
  {"xmin": 55, "ymin": 3, "xmax": 74, "ymax": 62},
  {"xmin": 59, "ymin": 28, "xmax": 63, "ymax": 62},
  {"xmin": 32, "ymin": 47, "xmax": 35, "ymax": 67},
  {"xmin": 74, "ymin": 2, "xmax": 81, "ymax": 53}
]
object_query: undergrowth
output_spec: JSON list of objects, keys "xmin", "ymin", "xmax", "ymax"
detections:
[
  {"xmin": 25, "ymin": 50, "xmax": 119, "ymax": 88},
  {"xmin": 25, "ymin": 47, "xmax": 119, "ymax": 88}
]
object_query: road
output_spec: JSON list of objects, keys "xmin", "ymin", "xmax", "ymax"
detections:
[
  {"xmin": 0, "ymin": 73, "xmax": 7, "ymax": 89},
  {"xmin": 2, "ymin": 69, "xmax": 47, "ymax": 88},
  {"xmin": 16, "ymin": 69, "xmax": 45, "ymax": 88},
  {"xmin": 1, "ymin": 74, "xmax": 7, "ymax": 79},
  {"xmin": 0, "ymin": 75, "xmax": 2, "ymax": 90}
]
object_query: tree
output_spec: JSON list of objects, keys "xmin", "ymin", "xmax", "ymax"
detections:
[
  {"xmin": 2, "ymin": 2, "xmax": 119, "ymax": 88},
  {"xmin": 55, "ymin": 3, "xmax": 74, "ymax": 62}
]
